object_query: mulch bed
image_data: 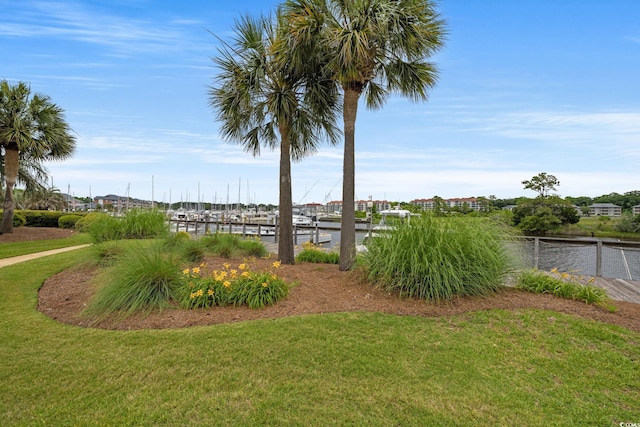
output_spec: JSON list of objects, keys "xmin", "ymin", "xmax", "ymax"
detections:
[{"xmin": 5, "ymin": 226, "xmax": 640, "ymax": 332}]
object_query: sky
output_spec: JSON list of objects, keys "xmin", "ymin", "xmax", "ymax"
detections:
[{"xmin": 2, "ymin": 0, "xmax": 639, "ymax": 206}]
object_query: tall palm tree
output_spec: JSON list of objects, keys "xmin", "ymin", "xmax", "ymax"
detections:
[
  {"xmin": 1, "ymin": 150, "xmax": 50, "ymax": 196},
  {"xmin": 283, "ymin": 0, "xmax": 446, "ymax": 270},
  {"xmin": 209, "ymin": 12, "xmax": 340, "ymax": 264},
  {"xmin": 0, "ymin": 80, "xmax": 76, "ymax": 233}
]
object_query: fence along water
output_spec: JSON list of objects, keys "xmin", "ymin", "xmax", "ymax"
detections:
[{"xmin": 519, "ymin": 237, "xmax": 640, "ymax": 280}]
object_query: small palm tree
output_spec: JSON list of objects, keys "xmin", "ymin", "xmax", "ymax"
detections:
[
  {"xmin": 283, "ymin": 0, "xmax": 446, "ymax": 270},
  {"xmin": 0, "ymin": 80, "xmax": 76, "ymax": 233},
  {"xmin": 209, "ymin": 12, "xmax": 340, "ymax": 264}
]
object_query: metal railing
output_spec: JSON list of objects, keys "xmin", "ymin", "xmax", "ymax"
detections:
[{"xmin": 518, "ymin": 236, "xmax": 640, "ymax": 280}]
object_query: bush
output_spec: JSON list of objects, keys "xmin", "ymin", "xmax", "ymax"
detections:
[
  {"xmin": 75, "ymin": 212, "xmax": 108, "ymax": 232},
  {"xmin": 85, "ymin": 244, "xmax": 183, "ymax": 318},
  {"xmin": 19, "ymin": 210, "xmax": 64, "ymax": 227},
  {"xmin": 360, "ymin": 215, "xmax": 516, "ymax": 302},
  {"xmin": 516, "ymin": 269, "xmax": 607, "ymax": 305},
  {"xmin": 58, "ymin": 214, "xmax": 82, "ymax": 229},
  {"xmin": 615, "ymin": 213, "xmax": 640, "ymax": 234},
  {"xmin": 12, "ymin": 212, "xmax": 26, "ymax": 227}
]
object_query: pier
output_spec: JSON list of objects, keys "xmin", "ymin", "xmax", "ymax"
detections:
[{"xmin": 592, "ymin": 277, "xmax": 640, "ymax": 303}]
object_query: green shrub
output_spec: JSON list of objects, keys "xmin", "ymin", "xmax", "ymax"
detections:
[
  {"xmin": 58, "ymin": 214, "xmax": 82, "ymax": 229},
  {"xmin": 75, "ymin": 212, "xmax": 108, "ymax": 232},
  {"xmin": 296, "ymin": 242, "xmax": 339, "ymax": 264},
  {"xmin": 516, "ymin": 269, "xmax": 607, "ymax": 305},
  {"xmin": 85, "ymin": 244, "xmax": 183, "ymax": 318},
  {"xmin": 615, "ymin": 213, "xmax": 640, "ymax": 233},
  {"xmin": 20, "ymin": 210, "xmax": 63, "ymax": 227},
  {"xmin": 361, "ymin": 215, "xmax": 516, "ymax": 302},
  {"xmin": 12, "ymin": 212, "xmax": 26, "ymax": 227}
]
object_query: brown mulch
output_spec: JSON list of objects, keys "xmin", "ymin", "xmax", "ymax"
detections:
[
  {"xmin": 0, "ymin": 226, "xmax": 75, "ymax": 242},
  {"xmin": 7, "ymin": 227, "xmax": 640, "ymax": 332}
]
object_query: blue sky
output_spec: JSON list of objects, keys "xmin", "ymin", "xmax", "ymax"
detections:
[{"xmin": 2, "ymin": 0, "xmax": 639, "ymax": 205}]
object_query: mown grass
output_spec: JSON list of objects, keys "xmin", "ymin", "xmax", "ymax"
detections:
[
  {"xmin": 0, "ymin": 232, "xmax": 92, "ymax": 259},
  {"xmin": 1, "ymin": 248, "xmax": 639, "ymax": 425},
  {"xmin": 555, "ymin": 216, "xmax": 640, "ymax": 240}
]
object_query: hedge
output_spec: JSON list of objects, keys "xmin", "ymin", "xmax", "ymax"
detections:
[{"xmin": 0, "ymin": 210, "xmax": 88, "ymax": 228}]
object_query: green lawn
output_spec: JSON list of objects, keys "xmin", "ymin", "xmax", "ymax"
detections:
[
  {"xmin": 1, "ymin": 248, "xmax": 639, "ymax": 426},
  {"xmin": 0, "ymin": 232, "xmax": 92, "ymax": 259}
]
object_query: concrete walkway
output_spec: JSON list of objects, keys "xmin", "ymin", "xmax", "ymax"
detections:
[{"xmin": 0, "ymin": 245, "xmax": 92, "ymax": 268}]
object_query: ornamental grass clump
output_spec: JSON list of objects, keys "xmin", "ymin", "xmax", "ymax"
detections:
[
  {"xmin": 86, "ymin": 213, "xmax": 122, "ymax": 242},
  {"xmin": 179, "ymin": 260, "xmax": 289, "ymax": 309},
  {"xmin": 199, "ymin": 233, "xmax": 242, "ymax": 258},
  {"xmin": 91, "ymin": 240, "xmax": 126, "ymax": 266},
  {"xmin": 85, "ymin": 209, "xmax": 168, "ymax": 242},
  {"xmin": 85, "ymin": 244, "xmax": 183, "ymax": 318},
  {"xmin": 361, "ymin": 215, "xmax": 515, "ymax": 302},
  {"xmin": 119, "ymin": 209, "xmax": 168, "ymax": 239},
  {"xmin": 296, "ymin": 241, "xmax": 339, "ymax": 264}
]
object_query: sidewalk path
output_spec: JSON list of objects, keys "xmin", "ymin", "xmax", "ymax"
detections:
[{"xmin": 0, "ymin": 245, "xmax": 92, "ymax": 268}]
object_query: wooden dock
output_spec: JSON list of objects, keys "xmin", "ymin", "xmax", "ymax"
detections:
[{"xmin": 592, "ymin": 277, "xmax": 640, "ymax": 304}]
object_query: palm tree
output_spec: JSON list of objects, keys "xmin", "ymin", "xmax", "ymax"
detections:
[
  {"xmin": 209, "ymin": 12, "xmax": 340, "ymax": 264},
  {"xmin": 20, "ymin": 186, "xmax": 66, "ymax": 211},
  {"xmin": 1, "ymin": 150, "xmax": 50, "ymax": 196},
  {"xmin": 0, "ymin": 80, "xmax": 76, "ymax": 233},
  {"xmin": 282, "ymin": 0, "xmax": 446, "ymax": 270}
]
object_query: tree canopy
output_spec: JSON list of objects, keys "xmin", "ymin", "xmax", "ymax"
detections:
[
  {"xmin": 1, "ymin": 80, "xmax": 76, "ymax": 233},
  {"xmin": 522, "ymin": 172, "xmax": 560, "ymax": 198},
  {"xmin": 282, "ymin": 0, "xmax": 446, "ymax": 270},
  {"xmin": 208, "ymin": 12, "xmax": 340, "ymax": 263}
]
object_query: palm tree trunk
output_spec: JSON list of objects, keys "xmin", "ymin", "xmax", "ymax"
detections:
[
  {"xmin": 278, "ymin": 128, "xmax": 295, "ymax": 264},
  {"xmin": 1, "ymin": 144, "xmax": 19, "ymax": 234},
  {"xmin": 339, "ymin": 88, "xmax": 360, "ymax": 270}
]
